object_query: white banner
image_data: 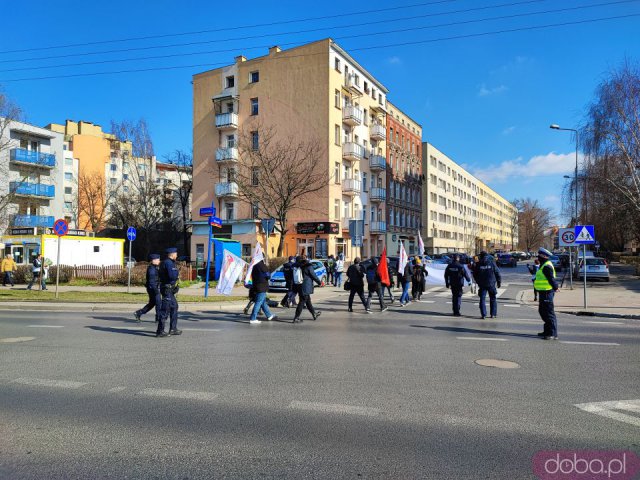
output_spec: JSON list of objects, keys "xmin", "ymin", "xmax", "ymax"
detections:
[
  {"xmin": 243, "ymin": 242, "xmax": 264, "ymax": 285},
  {"xmin": 418, "ymin": 231, "xmax": 425, "ymax": 256},
  {"xmin": 424, "ymin": 262, "xmax": 447, "ymax": 286},
  {"xmin": 399, "ymin": 242, "xmax": 408, "ymax": 277},
  {"xmin": 217, "ymin": 249, "xmax": 247, "ymax": 296}
]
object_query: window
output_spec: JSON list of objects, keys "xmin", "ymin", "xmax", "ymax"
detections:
[
  {"xmin": 364, "ymin": 81, "xmax": 369, "ymax": 94},
  {"xmin": 251, "ymin": 131, "xmax": 259, "ymax": 150},
  {"xmin": 64, "ymin": 202, "xmax": 72, "ymax": 210},
  {"xmin": 363, "ymin": 108, "xmax": 368, "ymax": 125},
  {"xmin": 334, "ymin": 199, "xmax": 340, "ymax": 220},
  {"xmin": 110, "ymin": 164, "xmax": 117, "ymax": 172},
  {"xmin": 251, "ymin": 202, "xmax": 259, "ymax": 219},
  {"xmin": 64, "ymin": 158, "xmax": 73, "ymax": 166},
  {"xmin": 123, "ymin": 174, "xmax": 128, "ymax": 181},
  {"xmin": 334, "ymin": 125, "xmax": 341, "ymax": 146},
  {"xmin": 362, "ymin": 172, "xmax": 368, "ymax": 192},
  {"xmin": 226, "ymin": 134, "xmax": 235, "ymax": 148},
  {"xmin": 226, "ymin": 202, "xmax": 234, "ymax": 220},
  {"xmin": 139, "ymin": 175, "xmax": 146, "ymax": 182},
  {"xmin": 226, "ymin": 76, "xmax": 235, "ymax": 88},
  {"xmin": 334, "ymin": 90, "xmax": 341, "ymax": 109},
  {"xmin": 110, "ymin": 178, "xmax": 117, "ymax": 185},
  {"xmin": 250, "ymin": 98, "xmax": 259, "ymax": 116},
  {"xmin": 124, "ymin": 186, "xmax": 129, "ymax": 192},
  {"xmin": 251, "ymin": 167, "xmax": 259, "ymax": 186},
  {"xmin": 249, "ymin": 71, "xmax": 259, "ymax": 83},
  {"xmin": 64, "ymin": 187, "xmax": 72, "ymax": 194},
  {"xmin": 65, "ymin": 172, "xmax": 73, "ymax": 180},
  {"xmin": 242, "ymin": 244, "xmax": 251, "ymax": 257},
  {"xmin": 334, "ymin": 58, "xmax": 341, "ymax": 72},
  {"xmin": 334, "ymin": 162, "xmax": 340, "ymax": 183}
]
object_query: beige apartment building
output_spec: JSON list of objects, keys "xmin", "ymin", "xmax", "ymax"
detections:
[
  {"xmin": 192, "ymin": 39, "xmax": 389, "ymax": 260},
  {"xmin": 421, "ymin": 143, "xmax": 517, "ymax": 255}
]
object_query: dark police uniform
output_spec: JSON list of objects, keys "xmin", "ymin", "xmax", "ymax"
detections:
[
  {"xmin": 445, "ymin": 258, "xmax": 471, "ymax": 316},
  {"xmin": 157, "ymin": 248, "xmax": 180, "ymax": 337},
  {"xmin": 534, "ymin": 249, "xmax": 559, "ymax": 340},
  {"xmin": 135, "ymin": 254, "xmax": 161, "ymax": 322},
  {"xmin": 472, "ymin": 252, "xmax": 502, "ymax": 318}
]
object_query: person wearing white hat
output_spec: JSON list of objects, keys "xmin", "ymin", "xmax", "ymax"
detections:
[{"xmin": 534, "ymin": 247, "xmax": 559, "ymax": 340}]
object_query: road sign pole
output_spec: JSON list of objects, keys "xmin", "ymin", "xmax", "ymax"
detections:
[
  {"xmin": 55, "ymin": 236, "xmax": 61, "ymax": 299},
  {"xmin": 583, "ymin": 244, "xmax": 587, "ymax": 309},
  {"xmin": 568, "ymin": 248, "xmax": 573, "ymax": 290},
  {"xmin": 127, "ymin": 240, "xmax": 133, "ymax": 294},
  {"xmin": 204, "ymin": 222, "xmax": 213, "ymax": 298}
]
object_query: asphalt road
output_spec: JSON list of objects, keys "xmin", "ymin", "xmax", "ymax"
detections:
[{"xmin": 1, "ymin": 266, "xmax": 638, "ymax": 479}]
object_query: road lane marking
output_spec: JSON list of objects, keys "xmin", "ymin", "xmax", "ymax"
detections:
[
  {"xmin": 560, "ymin": 341, "xmax": 620, "ymax": 346},
  {"xmin": 108, "ymin": 386, "xmax": 127, "ymax": 393},
  {"xmin": 28, "ymin": 325, "xmax": 64, "ymax": 328},
  {"xmin": 503, "ymin": 304, "xmax": 521, "ymax": 308},
  {"xmin": 108, "ymin": 326, "xmax": 146, "ymax": 330},
  {"xmin": 181, "ymin": 328, "xmax": 222, "ymax": 332},
  {"xmin": 139, "ymin": 388, "xmax": 219, "ymax": 401},
  {"xmin": 13, "ymin": 378, "xmax": 87, "ymax": 389},
  {"xmin": 0, "ymin": 337, "xmax": 35, "ymax": 343},
  {"xmin": 456, "ymin": 337, "xmax": 509, "ymax": 342},
  {"xmin": 575, "ymin": 400, "xmax": 640, "ymax": 428},
  {"xmin": 586, "ymin": 321, "xmax": 625, "ymax": 325},
  {"xmin": 289, "ymin": 401, "xmax": 380, "ymax": 417}
]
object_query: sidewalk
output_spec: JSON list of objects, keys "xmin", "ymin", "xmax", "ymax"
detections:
[{"xmin": 520, "ymin": 263, "xmax": 640, "ymax": 319}]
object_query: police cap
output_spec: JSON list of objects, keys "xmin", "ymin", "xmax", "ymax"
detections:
[
  {"xmin": 538, "ymin": 247, "xmax": 553, "ymax": 258},
  {"xmin": 165, "ymin": 247, "xmax": 178, "ymax": 254},
  {"xmin": 149, "ymin": 253, "xmax": 161, "ymax": 260}
]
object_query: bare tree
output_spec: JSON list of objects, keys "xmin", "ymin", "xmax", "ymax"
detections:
[
  {"xmin": 516, "ymin": 198, "xmax": 553, "ymax": 252},
  {"xmin": 229, "ymin": 125, "xmax": 329, "ymax": 257},
  {"xmin": 509, "ymin": 200, "xmax": 519, "ymax": 251},
  {"xmin": 165, "ymin": 149, "xmax": 193, "ymax": 256},
  {"xmin": 77, "ymin": 171, "xmax": 118, "ymax": 231}
]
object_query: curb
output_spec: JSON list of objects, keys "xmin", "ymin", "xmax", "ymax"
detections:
[{"xmin": 0, "ymin": 301, "xmax": 248, "ymax": 313}]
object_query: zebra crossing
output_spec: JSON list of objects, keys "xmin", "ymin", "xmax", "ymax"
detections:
[{"xmin": 426, "ymin": 286, "xmax": 508, "ymax": 298}]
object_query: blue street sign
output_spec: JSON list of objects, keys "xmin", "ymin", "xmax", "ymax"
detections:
[
  {"xmin": 53, "ymin": 218, "xmax": 68, "ymax": 237},
  {"xmin": 348, "ymin": 219, "xmax": 364, "ymax": 247},
  {"xmin": 209, "ymin": 216, "xmax": 223, "ymax": 228},
  {"xmin": 200, "ymin": 207, "xmax": 216, "ymax": 217},
  {"xmin": 574, "ymin": 225, "xmax": 595, "ymax": 244},
  {"xmin": 261, "ymin": 218, "xmax": 276, "ymax": 235},
  {"xmin": 126, "ymin": 226, "xmax": 137, "ymax": 242}
]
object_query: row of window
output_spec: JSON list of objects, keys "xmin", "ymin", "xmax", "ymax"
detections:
[
  {"xmin": 388, "ymin": 208, "xmax": 420, "ymax": 230},
  {"xmin": 334, "ymin": 58, "xmax": 385, "ymax": 106},
  {"xmin": 225, "ymin": 71, "xmax": 259, "ymax": 89}
]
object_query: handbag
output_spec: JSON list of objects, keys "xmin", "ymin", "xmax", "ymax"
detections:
[{"xmin": 343, "ymin": 280, "xmax": 351, "ymax": 291}]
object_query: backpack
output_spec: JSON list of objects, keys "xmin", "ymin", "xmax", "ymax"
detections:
[
  {"xmin": 366, "ymin": 267, "xmax": 376, "ymax": 284},
  {"xmin": 293, "ymin": 266, "xmax": 304, "ymax": 285}
]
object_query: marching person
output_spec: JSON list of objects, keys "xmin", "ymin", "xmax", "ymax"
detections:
[
  {"xmin": 243, "ymin": 284, "xmax": 256, "ymax": 315},
  {"xmin": 383, "ymin": 262, "xmax": 395, "ymax": 304},
  {"xmin": 326, "ymin": 255, "xmax": 335, "ymax": 287},
  {"xmin": 27, "ymin": 253, "xmax": 47, "ymax": 290},
  {"xmin": 411, "ymin": 257, "xmax": 426, "ymax": 301},
  {"xmin": 527, "ymin": 258, "xmax": 540, "ymax": 301},
  {"xmin": 534, "ymin": 248, "xmax": 559, "ymax": 340},
  {"xmin": 334, "ymin": 254, "xmax": 345, "ymax": 288},
  {"xmin": 1, "ymin": 254, "xmax": 17, "ymax": 287},
  {"xmin": 134, "ymin": 254, "xmax": 161, "ymax": 322},
  {"xmin": 293, "ymin": 255, "xmax": 323, "ymax": 323},
  {"xmin": 346, "ymin": 257, "xmax": 369, "ymax": 312},
  {"xmin": 444, "ymin": 254, "xmax": 471, "ymax": 317},
  {"xmin": 156, "ymin": 247, "xmax": 181, "ymax": 337},
  {"xmin": 249, "ymin": 259, "xmax": 277, "ymax": 324},
  {"xmin": 397, "ymin": 260, "xmax": 412, "ymax": 307},
  {"xmin": 472, "ymin": 251, "xmax": 501, "ymax": 319},
  {"xmin": 280, "ymin": 256, "xmax": 297, "ymax": 308},
  {"xmin": 365, "ymin": 257, "xmax": 388, "ymax": 313}
]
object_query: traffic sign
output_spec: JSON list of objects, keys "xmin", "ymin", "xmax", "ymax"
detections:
[
  {"xmin": 126, "ymin": 226, "xmax": 137, "ymax": 242},
  {"xmin": 574, "ymin": 225, "xmax": 595, "ymax": 244},
  {"xmin": 209, "ymin": 216, "xmax": 223, "ymax": 228},
  {"xmin": 559, "ymin": 228, "xmax": 576, "ymax": 247},
  {"xmin": 261, "ymin": 218, "xmax": 276, "ymax": 235},
  {"xmin": 200, "ymin": 207, "xmax": 216, "ymax": 217},
  {"xmin": 53, "ymin": 218, "xmax": 68, "ymax": 237}
]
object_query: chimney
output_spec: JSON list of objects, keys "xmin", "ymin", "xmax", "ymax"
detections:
[
  {"xmin": 235, "ymin": 55, "xmax": 247, "ymax": 63},
  {"xmin": 269, "ymin": 46, "xmax": 281, "ymax": 55}
]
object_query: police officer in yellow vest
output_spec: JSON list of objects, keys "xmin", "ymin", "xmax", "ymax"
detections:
[{"xmin": 534, "ymin": 247, "xmax": 559, "ymax": 340}]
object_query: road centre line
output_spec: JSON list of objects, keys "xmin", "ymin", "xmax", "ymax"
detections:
[
  {"xmin": 559, "ymin": 341, "xmax": 620, "ymax": 346},
  {"xmin": 27, "ymin": 325, "xmax": 64, "ymax": 328},
  {"xmin": 586, "ymin": 321, "xmax": 625, "ymax": 325},
  {"xmin": 13, "ymin": 377, "xmax": 87, "ymax": 389},
  {"xmin": 456, "ymin": 337, "xmax": 509, "ymax": 342},
  {"xmin": 138, "ymin": 388, "xmax": 219, "ymax": 401},
  {"xmin": 181, "ymin": 328, "xmax": 222, "ymax": 332},
  {"xmin": 289, "ymin": 401, "xmax": 380, "ymax": 417}
]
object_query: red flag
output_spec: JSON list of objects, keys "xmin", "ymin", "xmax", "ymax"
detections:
[{"xmin": 378, "ymin": 247, "xmax": 391, "ymax": 287}]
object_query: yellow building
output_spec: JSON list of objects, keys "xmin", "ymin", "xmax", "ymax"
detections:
[
  {"xmin": 421, "ymin": 143, "xmax": 518, "ymax": 254},
  {"xmin": 192, "ymin": 39, "xmax": 389, "ymax": 260}
]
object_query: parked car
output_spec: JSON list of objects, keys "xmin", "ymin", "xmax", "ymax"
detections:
[
  {"xmin": 496, "ymin": 253, "xmax": 517, "ymax": 268},
  {"xmin": 576, "ymin": 257, "xmax": 610, "ymax": 281},
  {"xmin": 268, "ymin": 259, "xmax": 327, "ymax": 291}
]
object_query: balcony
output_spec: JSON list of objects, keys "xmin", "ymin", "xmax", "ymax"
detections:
[
  {"xmin": 370, "ymin": 221, "xmax": 387, "ymax": 234},
  {"xmin": 341, "ymin": 217, "xmax": 357, "ymax": 230},
  {"xmin": 12, "ymin": 214, "xmax": 55, "ymax": 228},
  {"xmin": 342, "ymin": 105, "xmax": 363, "ymax": 126},
  {"xmin": 215, "ymin": 147, "xmax": 238, "ymax": 163},
  {"xmin": 369, "ymin": 154, "xmax": 386, "ymax": 172},
  {"xmin": 215, "ymin": 182, "xmax": 239, "ymax": 198},
  {"xmin": 215, "ymin": 112, "xmax": 238, "ymax": 130},
  {"xmin": 10, "ymin": 182, "xmax": 55, "ymax": 199},
  {"xmin": 342, "ymin": 178, "xmax": 361, "ymax": 196},
  {"xmin": 342, "ymin": 142, "xmax": 365, "ymax": 162},
  {"xmin": 370, "ymin": 187, "xmax": 386, "ymax": 202},
  {"xmin": 10, "ymin": 148, "xmax": 56, "ymax": 168},
  {"xmin": 370, "ymin": 124, "xmax": 386, "ymax": 141}
]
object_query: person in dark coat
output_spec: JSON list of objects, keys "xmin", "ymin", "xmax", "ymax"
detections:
[
  {"xmin": 365, "ymin": 257, "xmax": 387, "ymax": 312},
  {"xmin": 249, "ymin": 260, "xmax": 277, "ymax": 324},
  {"xmin": 293, "ymin": 255, "xmax": 322, "ymax": 323},
  {"xmin": 411, "ymin": 258, "xmax": 427, "ymax": 301},
  {"xmin": 397, "ymin": 262, "xmax": 412, "ymax": 306},
  {"xmin": 534, "ymin": 247, "xmax": 559, "ymax": 340},
  {"xmin": 472, "ymin": 251, "xmax": 502, "ymax": 319},
  {"xmin": 243, "ymin": 284, "xmax": 256, "ymax": 315},
  {"xmin": 157, "ymin": 247, "xmax": 181, "ymax": 337},
  {"xmin": 346, "ymin": 257, "xmax": 368, "ymax": 312},
  {"xmin": 280, "ymin": 256, "xmax": 297, "ymax": 308},
  {"xmin": 134, "ymin": 254, "xmax": 162, "ymax": 322},
  {"xmin": 527, "ymin": 258, "xmax": 540, "ymax": 301},
  {"xmin": 444, "ymin": 254, "xmax": 471, "ymax": 316},
  {"xmin": 382, "ymin": 263, "xmax": 395, "ymax": 304}
]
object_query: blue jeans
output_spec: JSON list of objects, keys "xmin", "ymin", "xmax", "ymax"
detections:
[
  {"xmin": 478, "ymin": 286, "xmax": 497, "ymax": 317},
  {"xmin": 334, "ymin": 271, "xmax": 343, "ymax": 287},
  {"xmin": 400, "ymin": 282, "xmax": 410, "ymax": 304},
  {"xmin": 250, "ymin": 292, "xmax": 273, "ymax": 320}
]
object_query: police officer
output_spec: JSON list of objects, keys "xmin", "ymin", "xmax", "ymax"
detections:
[
  {"xmin": 445, "ymin": 254, "xmax": 471, "ymax": 316},
  {"xmin": 134, "ymin": 254, "xmax": 161, "ymax": 323},
  {"xmin": 280, "ymin": 256, "xmax": 297, "ymax": 308},
  {"xmin": 472, "ymin": 251, "xmax": 502, "ymax": 319},
  {"xmin": 157, "ymin": 247, "xmax": 181, "ymax": 338},
  {"xmin": 534, "ymin": 247, "xmax": 559, "ymax": 340}
]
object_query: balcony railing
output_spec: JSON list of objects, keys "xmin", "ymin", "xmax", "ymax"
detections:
[
  {"xmin": 10, "ymin": 148, "xmax": 56, "ymax": 168},
  {"xmin": 342, "ymin": 142, "xmax": 365, "ymax": 162},
  {"xmin": 215, "ymin": 182, "xmax": 239, "ymax": 197},
  {"xmin": 370, "ymin": 124, "xmax": 386, "ymax": 141},
  {"xmin": 370, "ymin": 187, "xmax": 386, "ymax": 202},
  {"xmin": 342, "ymin": 178, "xmax": 361, "ymax": 196},
  {"xmin": 10, "ymin": 182, "xmax": 55, "ymax": 198},
  {"xmin": 370, "ymin": 221, "xmax": 387, "ymax": 233},
  {"xmin": 369, "ymin": 154, "xmax": 386, "ymax": 171},
  {"xmin": 215, "ymin": 112, "xmax": 238, "ymax": 129},
  {"xmin": 342, "ymin": 105, "xmax": 363, "ymax": 126},
  {"xmin": 215, "ymin": 147, "xmax": 238, "ymax": 163},
  {"xmin": 12, "ymin": 214, "xmax": 55, "ymax": 228}
]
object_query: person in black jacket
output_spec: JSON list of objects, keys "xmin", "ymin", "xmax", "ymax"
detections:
[
  {"xmin": 280, "ymin": 256, "xmax": 297, "ymax": 308},
  {"xmin": 411, "ymin": 258, "xmax": 427, "ymax": 301},
  {"xmin": 472, "ymin": 251, "xmax": 502, "ymax": 319},
  {"xmin": 157, "ymin": 247, "xmax": 181, "ymax": 337},
  {"xmin": 397, "ymin": 262, "xmax": 412, "ymax": 306},
  {"xmin": 445, "ymin": 254, "xmax": 471, "ymax": 316},
  {"xmin": 293, "ymin": 255, "xmax": 322, "ymax": 323},
  {"xmin": 134, "ymin": 253, "xmax": 161, "ymax": 322},
  {"xmin": 346, "ymin": 257, "xmax": 368, "ymax": 312},
  {"xmin": 249, "ymin": 260, "xmax": 277, "ymax": 324},
  {"xmin": 534, "ymin": 247, "xmax": 560, "ymax": 340},
  {"xmin": 365, "ymin": 257, "xmax": 388, "ymax": 313}
]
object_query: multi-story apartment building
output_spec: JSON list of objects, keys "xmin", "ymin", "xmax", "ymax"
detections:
[
  {"xmin": 61, "ymin": 149, "xmax": 79, "ymax": 228},
  {"xmin": 0, "ymin": 119, "xmax": 65, "ymax": 236},
  {"xmin": 385, "ymin": 102, "xmax": 422, "ymax": 257},
  {"xmin": 421, "ymin": 142, "xmax": 517, "ymax": 254},
  {"xmin": 192, "ymin": 39, "xmax": 389, "ymax": 260}
]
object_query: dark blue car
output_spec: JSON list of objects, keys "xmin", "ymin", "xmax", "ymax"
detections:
[{"xmin": 268, "ymin": 260, "xmax": 327, "ymax": 291}]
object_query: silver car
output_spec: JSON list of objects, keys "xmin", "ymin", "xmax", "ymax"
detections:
[{"xmin": 577, "ymin": 257, "xmax": 610, "ymax": 282}]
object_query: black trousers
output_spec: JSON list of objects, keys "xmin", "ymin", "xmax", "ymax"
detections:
[
  {"xmin": 366, "ymin": 286, "xmax": 386, "ymax": 310},
  {"xmin": 538, "ymin": 290, "xmax": 557, "ymax": 337},
  {"xmin": 158, "ymin": 288, "xmax": 178, "ymax": 333},
  {"xmin": 137, "ymin": 287, "xmax": 161, "ymax": 321},
  {"xmin": 295, "ymin": 293, "xmax": 316, "ymax": 318},
  {"xmin": 451, "ymin": 287, "xmax": 463, "ymax": 315},
  {"xmin": 348, "ymin": 286, "xmax": 367, "ymax": 310}
]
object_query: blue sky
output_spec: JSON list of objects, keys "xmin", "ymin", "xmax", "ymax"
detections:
[{"xmin": 2, "ymin": 0, "xmax": 639, "ymax": 221}]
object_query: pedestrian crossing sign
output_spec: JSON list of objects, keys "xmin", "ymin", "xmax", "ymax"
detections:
[{"xmin": 574, "ymin": 225, "xmax": 595, "ymax": 244}]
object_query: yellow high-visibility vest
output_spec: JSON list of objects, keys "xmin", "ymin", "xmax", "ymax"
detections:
[{"xmin": 534, "ymin": 260, "xmax": 555, "ymax": 291}]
